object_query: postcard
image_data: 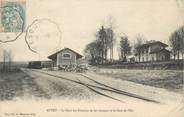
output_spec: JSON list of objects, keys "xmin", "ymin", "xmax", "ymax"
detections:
[{"xmin": 0, "ymin": 0, "xmax": 183, "ymax": 117}]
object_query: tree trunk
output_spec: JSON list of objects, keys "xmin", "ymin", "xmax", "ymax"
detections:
[
  {"xmin": 109, "ymin": 46, "xmax": 112, "ymax": 62},
  {"xmin": 174, "ymin": 53, "xmax": 176, "ymax": 60},
  {"xmin": 3, "ymin": 55, "xmax": 5, "ymax": 72},
  {"xmin": 124, "ymin": 53, "xmax": 127, "ymax": 62},
  {"xmin": 105, "ymin": 44, "xmax": 107, "ymax": 63},
  {"xmin": 112, "ymin": 43, "xmax": 113, "ymax": 62},
  {"xmin": 110, "ymin": 48, "xmax": 111, "ymax": 61},
  {"xmin": 9, "ymin": 60, "xmax": 11, "ymax": 72},
  {"xmin": 101, "ymin": 50, "xmax": 104, "ymax": 64},
  {"xmin": 177, "ymin": 51, "xmax": 180, "ymax": 60}
]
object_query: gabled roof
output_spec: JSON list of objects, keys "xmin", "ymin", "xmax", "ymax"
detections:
[
  {"xmin": 48, "ymin": 48, "xmax": 83, "ymax": 60},
  {"xmin": 136, "ymin": 41, "xmax": 168, "ymax": 49}
]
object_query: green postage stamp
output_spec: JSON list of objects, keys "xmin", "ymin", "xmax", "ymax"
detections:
[{"xmin": 0, "ymin": 0, "xmax": 26, "ymax": 32}]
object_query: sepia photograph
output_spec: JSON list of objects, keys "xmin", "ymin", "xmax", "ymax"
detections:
[{"xmin": 0, "ymin": 0, "xmax": 183, "ymax": 117}]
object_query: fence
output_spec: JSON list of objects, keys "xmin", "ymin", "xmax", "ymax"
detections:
[{"xmin": 98, "ymin": 60, "xmax": 184, "ymax": 70}]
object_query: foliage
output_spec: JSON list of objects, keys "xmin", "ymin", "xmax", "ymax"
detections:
[
  {"xmin": 120, "ymin": 35, "xmax": 131, "ymax": 62},
  {"xmin": 133, "ymin": 34, "xmax": 147, "ymax": 62},
  {"xmin": 169, "ymin": 26, "xmax": 184, "ymax": 60},
  {"xmin": 84, "ymin": 25, "xmax": 115, "ymax": 65}
]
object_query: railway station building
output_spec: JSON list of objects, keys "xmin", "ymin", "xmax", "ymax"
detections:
[
  {"xmin": 135, "ymin": 41, "xmax": 171, "ymax": 62},
  {"xmin": 48, "ymin": 48, "xmax": 83, "ymax": 67}
]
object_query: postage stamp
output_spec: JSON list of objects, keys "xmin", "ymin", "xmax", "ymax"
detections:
[{"xmin": 0, "ymin": 0, "xmax": 26, "ymax": 32}]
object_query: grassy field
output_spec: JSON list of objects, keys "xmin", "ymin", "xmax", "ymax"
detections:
[
  {"xmin": 0, "ymin": 70, "xmax": 25, "ymax": 100},
  {"xmin": 0, "ymin": 62, "xmax": 28, "ymax": 71},
  {"xmin": 97, "ymin": 69, "xmax": 183, "ymax": 93},
  {"xmin": 0, "ymin": 69, "xmax": 50, "ymax": 101}
]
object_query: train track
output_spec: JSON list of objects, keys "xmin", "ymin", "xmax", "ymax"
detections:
[
  {"xmin": 24, "ymin": 69, "xmax": 160, "ymax": 103},
  {"xmin": 79, "ymin": 74, "xmax": 160, "ymax": 103}
]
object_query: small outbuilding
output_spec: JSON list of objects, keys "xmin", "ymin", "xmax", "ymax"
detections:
[{"xmin": 48, "ymin": 48, "xmax": 83, "ymax": 67}]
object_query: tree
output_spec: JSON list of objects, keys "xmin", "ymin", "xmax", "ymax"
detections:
[
  {"xmin": 133, "ymin": 34, "xmax": 147, "ymax": 62},
  {"xmin": 169, "ymin": 26, "xmax": 184, "ymax": 60},
  {"xmin": 84, "ymin": 41, "xmax": 100, "ymax": 65},
  {"xmin": 179, "ymin": 26, "xmax": 184, "ymax": 59},
  {"xmin": 8, "ymin": 50, "xmax": 14, "ymax": 71},
  {"xmin": 106, "ymin": 28, "xmax": 115, "ymax": 62},
  {"xmin": 3, "ymin": 49, "xmax": 7, "ymax": 71},
  {"xmin": 120, "ymin": 35, "xmax": 131, "ymax": 62},
  {"xmin": 96, "ymin": 26, "xmax": 108, "ymax": 64},
  {"xmin": 84, "ymin": 26, "xmax": 107, "ymax": 65},
  {"xmin": 84, "ymin": 24, "xmax": 116, "ymax": 65},
  {"xmin": 2, "ymin": 49, "xmax": 13, "ymax": 72},
  {"xmin": 0, "ymin": 44, "xmax": 3, "ymax": 70},
  {"xmin": 105, "ymin": 16, "xmax": 116, "ymax": 62}
]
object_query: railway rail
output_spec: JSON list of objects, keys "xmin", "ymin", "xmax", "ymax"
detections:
[{"xmin": 23, "ymin": 69, "xmax": 160, "ymax": 104}]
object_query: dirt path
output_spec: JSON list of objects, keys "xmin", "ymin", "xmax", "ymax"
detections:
[{"xmin": 21, "ymin": 68, "xmax": 100, "ymax": 101}]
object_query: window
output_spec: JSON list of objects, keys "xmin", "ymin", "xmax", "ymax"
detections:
[
  {"xmin": 161, "ymin": 56, "xmax": 165, "ymax": 61},
  {"xmin": 62, "ymin": 53, "xmax": 71, "ymax": 59},
  {"xmin": 146, "ymin": 49, "xmax": 148, "ymax": 53},
  {"xmin": 152, "ymin": 57, "xmax": 154, "ymax": 61}
]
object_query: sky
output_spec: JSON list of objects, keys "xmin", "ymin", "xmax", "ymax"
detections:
[{"xmin": 0, "ymin": 0, "xmax": 184, "ymax": 61}]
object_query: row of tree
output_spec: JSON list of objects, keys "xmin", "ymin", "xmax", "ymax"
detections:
[
  {"xmin": 84, "ymin": 25, "xmax": 147, "ymax": 64},
  {"xmin": 169, "ymin": 26, "xmax": 184, "ymax": 60},
  {"xmin": 84, "ymin": 24, "xmax": 184, "ymax": 65},
  {"xmin": 119, "ymin": 34, "xmax": 146, "ymax": 62}
]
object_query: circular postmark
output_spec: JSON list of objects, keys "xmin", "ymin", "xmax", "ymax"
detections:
[{"xmin": 25, "ymin": 19, "xmax": 62, "ymax": 55}]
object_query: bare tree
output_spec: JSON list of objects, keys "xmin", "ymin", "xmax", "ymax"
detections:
[
  {"xmin": 105, "ymin": 16, "xmax": 116, "ymax": 62},
  {"xmin": 8, "ymin": 50, "xmax": 14, "ymax": 71},
  {"xmin": 133, "ymin": 34, "xmax": 147, "ymax": 62},
  {"xmin": 3, "ymin": 49, "xmax": 8, "ymax": 71},
  {"xmin": 179, "ymin": 26, "xmax": 184, "ymax": 59},
  {"xmin": 106, "ymin": 27, "xmax": 115, "ymax": 62},
  {"xmin": 2, "ymin": 49, "xmax": 14, "ymax": 72},
  {"xmin": 169, "ymin": 26, "xmax": 184, "ymax": 60},
  {"xmin": 0, "ymin": 44, "xmax": 3, "ymax": 71}
]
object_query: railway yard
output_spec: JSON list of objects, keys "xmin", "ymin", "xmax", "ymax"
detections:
[{"xmin": 0, "ymin": 68, "xmax": 183, "ymax": 117}]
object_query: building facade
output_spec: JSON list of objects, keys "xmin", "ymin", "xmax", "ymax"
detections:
[
  {"xmin": 135, "ymin": 41, "xmax": 171, "ymax": 62},
  {"xmin": 48, "ymin": 48, "xmax": 83, "ymax": 67}
]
